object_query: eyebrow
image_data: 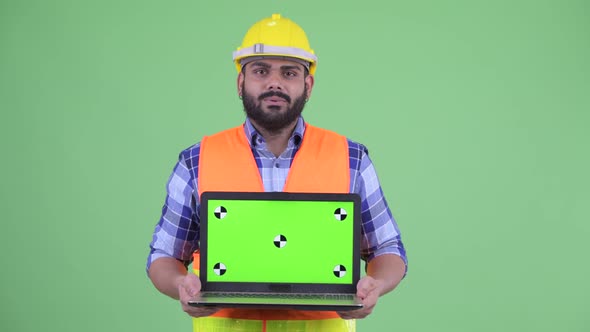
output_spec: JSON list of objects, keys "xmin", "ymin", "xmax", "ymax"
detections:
[{"xmin": 249, "ymin": 61, "xmax": 303, "ymax": 72}]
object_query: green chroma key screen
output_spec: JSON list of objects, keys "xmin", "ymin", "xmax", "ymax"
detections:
[{"xmin": 205, "ymin": 199, "xmax": 355, "ymax": 284}]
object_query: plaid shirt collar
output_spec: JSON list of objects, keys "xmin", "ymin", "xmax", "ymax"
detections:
[{"xmin": 243, "ymin": 117, "xmax": 305, "ymax": 148}]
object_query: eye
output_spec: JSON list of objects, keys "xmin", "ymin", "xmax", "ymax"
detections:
[
  {"xmin": 253, "ymin": 68, "xmax": 267, "ymax": 75},
  {"xmin": 284, "ymin": 71, "xmax": 297, "ymax": 78}
]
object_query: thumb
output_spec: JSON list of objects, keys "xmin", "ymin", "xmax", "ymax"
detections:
[
  {"xmin": 182, "ymin": 273, "xmax": 202, "ymax": 297},
  {"xmin": 356, "ymin": 276, "xmax": 377, "ymax": 298}
]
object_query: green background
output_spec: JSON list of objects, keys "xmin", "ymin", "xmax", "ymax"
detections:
[
  {"xmin": 206, "ymin": 200, "xmax": 354, "ymax": 283},
  {"xmin": 1, "ymin": 0, "xmax": 588, "ymax": 331}
]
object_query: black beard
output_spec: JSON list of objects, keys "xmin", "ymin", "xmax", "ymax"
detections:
[{"xmin": 242, "ymin": 84, "xmax": 307, "ymax": 133}]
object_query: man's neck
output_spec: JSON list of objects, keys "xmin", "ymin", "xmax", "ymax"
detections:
[{"xmin": 250, "ymin": 120, "xmax": 298, "ymax": 157}]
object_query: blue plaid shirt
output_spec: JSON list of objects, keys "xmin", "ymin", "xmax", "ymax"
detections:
[{"xmin": 147, "ymin": 117, "xmax": 406, "ymax": 271}]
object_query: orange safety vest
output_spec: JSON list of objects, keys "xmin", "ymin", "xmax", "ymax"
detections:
[{"xmin": 194, "ymin": 124, "xmax": 356, "ymax": 331}]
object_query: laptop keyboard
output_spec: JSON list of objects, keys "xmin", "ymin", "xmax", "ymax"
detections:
[{"xmin": 203, "ymin": 292, "xmax": 354, "ymax": 300}]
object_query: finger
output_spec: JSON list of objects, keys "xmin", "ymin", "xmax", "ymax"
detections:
[
  {"xmin": 356, "ymin": 277, "xmax": 377, "ymax": 298},
  {"xmin": 183, "ymin": 304, "xmax": 221, "ymax": 318},
  {"xmin": 179, "ymin": 283, "xmax": 195, "ymax": 299},
  {"xmin": 186, "ymin": 273, "xmax": 202, "ymax": 294},
  {"xmin": 337, "ymin": 307, "xmax": 370, "ymax": 320},
  {"xmin": 337, "ymin": 311, "xmax": 353, "ymax": 320},
  {"xmin": 180, "ymin": 273, "xmax": 202, "ymax": 298}
]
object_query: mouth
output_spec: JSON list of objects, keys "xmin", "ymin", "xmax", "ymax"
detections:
[
  {"xmin": 259, "ymin": 91, "xmax": 292, "ymax": 105},
  {"xmin": 262, "ymin": 97, "xmax": 288, "ymax": 106}
]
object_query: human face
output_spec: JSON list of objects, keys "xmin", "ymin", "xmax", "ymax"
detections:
[{"xmin": 238, "ymin": 58, "xmax": 314, "ymax": 132}]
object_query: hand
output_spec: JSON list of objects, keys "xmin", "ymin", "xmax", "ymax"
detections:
[
  {"xmin": 178, "ymin": 273, "xmax": 220, "ymax": 318},
  {"xmin": 337, "ymin": 275, "xmax": 382, "ymax": 320}
]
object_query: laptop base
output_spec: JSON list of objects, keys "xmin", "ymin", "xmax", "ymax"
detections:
[{"xmin": 188, "ymin": 292, "xmax": 363, "ymax": 311}]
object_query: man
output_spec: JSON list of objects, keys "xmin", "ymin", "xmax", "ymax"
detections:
[{"xmin": 147, "ymin": 13, "xmax": 407, "ymax": 331}]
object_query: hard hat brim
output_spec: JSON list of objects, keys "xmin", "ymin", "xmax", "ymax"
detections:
[
  {"xmin": 239, "ymin": 56, "xmax": 311, "ymax": 73},
  {"xmin": 233, "ymin": 43, "xmax": 317, "ymax": 74}
]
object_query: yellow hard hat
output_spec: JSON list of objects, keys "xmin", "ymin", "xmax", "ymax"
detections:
[{"xmin": 233, "ymin": 13, "xmax": 317, "ymax": 75}]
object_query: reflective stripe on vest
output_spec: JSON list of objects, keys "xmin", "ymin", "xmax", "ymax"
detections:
[
  {"xmin": 193, "ymin": 315, "xmax": 356, "ymax": 332},
  {"xmin": 194, "ymin": 124, "xmax": 354, "ymax": 331}
]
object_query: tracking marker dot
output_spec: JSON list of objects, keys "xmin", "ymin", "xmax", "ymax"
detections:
[
  {"xmin": 333, "ymin": 265, "xmax": 347, "ymax": 278},
  {"xmin": 274, "ymin": 234, "xmax": 287, "ymax": 248},
  {"xmin": 334, "ymin": 208, "xmax": 348, "ymax": 221},
  {"xmin": 213, "ymin": 262, "xmax": 227, "ymax": 276},
  {"xmin": 214, "ymin": 206, "xmax": 227, "ymax": 219}
]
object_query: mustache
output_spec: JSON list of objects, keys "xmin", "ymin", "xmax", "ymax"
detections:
[{"xmin": 258, "ymin": 91, "xmax": 291, "ymax": 103}]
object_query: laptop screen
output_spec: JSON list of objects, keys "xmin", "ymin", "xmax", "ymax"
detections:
[{"xmin": 199, "ymin": 191, "xmax": 361, "ymax": 293}]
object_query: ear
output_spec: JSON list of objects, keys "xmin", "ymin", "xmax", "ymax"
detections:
[
  {"xmin": 237, "ymin": 72, "xmax": 244, "ymax": 98},
  {"xmin": 304, "ymin": 74, "xmax": 315, "ymax": 100}
]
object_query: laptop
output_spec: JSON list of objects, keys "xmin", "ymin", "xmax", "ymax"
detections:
[{"xmin": 188, "ymin": 191, "xmax": 364, "ymax": 311}]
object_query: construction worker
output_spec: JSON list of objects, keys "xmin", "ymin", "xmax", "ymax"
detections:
[{"xmin": 147, "ymin": 13, "xmax": 407, "ymax": 331}]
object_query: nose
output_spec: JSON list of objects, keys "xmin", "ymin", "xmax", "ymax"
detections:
[{"xmin": 265, "ymin": 70, "xmax": 284, "ymax": 91}]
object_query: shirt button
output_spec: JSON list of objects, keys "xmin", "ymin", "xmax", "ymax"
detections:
[{"xmin": 275, "ymin": 163, "xmax": 280, "ymax": 168}]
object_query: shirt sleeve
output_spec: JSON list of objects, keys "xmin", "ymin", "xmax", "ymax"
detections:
[
  {"xmin": 146, "ymin": 151, "xmax": 200, "ymax": 272},
  {"xmin": 354, "ymin": 146, "xmax": 407, "ymax": 269}
]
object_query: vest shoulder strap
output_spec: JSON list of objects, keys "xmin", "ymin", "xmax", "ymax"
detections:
[
  {"xmin": 198, "ymin": 125, "xmax": 263, "ymax": 196},
  {"xmin": 284, "ymin": 124, "xmax": 350, "ymax": 193}
]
